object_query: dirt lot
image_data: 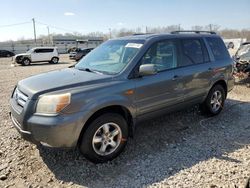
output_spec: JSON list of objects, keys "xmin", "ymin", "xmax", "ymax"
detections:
[{"xmin": 0, "ymin": 55, "xmax": 250, "ymax": 188}]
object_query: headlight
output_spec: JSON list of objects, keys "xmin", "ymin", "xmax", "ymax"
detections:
[{"xmin": 36, "ymin": 93, "xmax": 71, "ymax": 115}]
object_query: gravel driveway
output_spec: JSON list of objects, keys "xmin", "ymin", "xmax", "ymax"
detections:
[{"xmin": 0, "ymin": 56, "xmax": 250, "ymax": 188}]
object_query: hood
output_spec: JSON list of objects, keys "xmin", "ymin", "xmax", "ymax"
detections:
[
  {"xmin": 18, "ymin": 68, "xmax": 113, "ymax": 99},
  {"xmin": 15, "ymin": 53, "xmax": 30, "ymax": 57}
]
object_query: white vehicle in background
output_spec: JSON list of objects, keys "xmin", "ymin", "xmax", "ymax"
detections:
[
  {"xmin": 234, "ymin": 42, "xmax": 250, "ymax": 75},
  {"xmin": 14, "ymin": 47, "xmax": 59, "ymax": 66},
  {"xmin": 235, "ymin": 42, "xmax": 250, "ymax": 61},
  {"xmin": 223, "ymin": 38, "xmax": 247, "ymax": 50}
]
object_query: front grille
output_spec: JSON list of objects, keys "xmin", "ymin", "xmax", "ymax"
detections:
[{"xmin": 13, "ymin": 88, "xmax": 28, "ymax": 108}]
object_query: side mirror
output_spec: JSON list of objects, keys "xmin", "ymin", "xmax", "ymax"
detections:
[{"xmin": 139, "ymin": 64, "xmax": 157, "ymax": 76}]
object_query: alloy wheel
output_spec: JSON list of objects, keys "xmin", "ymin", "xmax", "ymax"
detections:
[
  {"xmin": 92, "ymin": 122, "xmax": 122, "ymax": 156},
  {"xmin": 210, "ymin": 90, "xmax": 222, "ymax": 112}
]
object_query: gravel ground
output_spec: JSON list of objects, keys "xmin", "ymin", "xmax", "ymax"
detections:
[{"xmin": 0, "ymin": 55, "xmax": 250, "ymax": 188}]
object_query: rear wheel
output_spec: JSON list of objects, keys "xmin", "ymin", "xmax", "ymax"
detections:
[
  {"xmin": 201, "ymin": 84, "xmax": 226, "ymax": 116},
  {"xmin": 79, "ymin": 113, "xmax": 128, "ymax": 163},
  {"xmin": 50, "ymin": 57, "xmax": 59, "ymax": 64},
  {"xmin": 22, "ymin": 58, "xmax": 31, "ymax": 66}
]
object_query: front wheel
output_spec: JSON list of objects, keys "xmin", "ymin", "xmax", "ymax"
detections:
[
  {"xmin": 200, "ymin": 85, "xmax": 226, "ymax": 116},
  {"xmin": 50, "ymin": 57, "xmax": 59, "ymax": 64},
  {"xmin": 79, "ymin": 113, "xmax": 128, "ymax": 163},
  {"xmin": 22, "ymin": 58, "xmax": 31, "ymax": 66}
]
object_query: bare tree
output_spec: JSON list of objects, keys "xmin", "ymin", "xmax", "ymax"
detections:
[{"xmin": 191, "ymin": 25, "xmax": 204, "ymax": 31}]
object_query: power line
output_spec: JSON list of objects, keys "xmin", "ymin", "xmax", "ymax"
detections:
[
  {"xmin": 0, "ymin": 21, "xmax": 31, "ymax": 28},
  {"xmin": 36, "ymin": 20, "xmax": 78, "ymax": 33}
]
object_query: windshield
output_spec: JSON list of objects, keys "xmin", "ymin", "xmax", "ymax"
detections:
[
  {"xmin": 239, "ymin": 44, "xmax": 250, "ymax": 52},
  {"xmin": 237, "ymin": 44, "xmax": 250, "ymax": 56},
  {"xmin": 75, "ymin": 40, "xmax": 144, "ymax": 75},
  {"xmin": 27, "ymin": 49, "xmax": 34, "ymax": 53}
]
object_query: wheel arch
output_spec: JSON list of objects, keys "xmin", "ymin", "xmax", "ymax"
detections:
[
  {"xmin": 77, "ymin": 105, "xmax": 134, "ymax": 146},
  {"xmin": 22, "ymin": 56, "xmax": 32, "ymax": 61},
  {"xmin": 211, "ymin": 80, "xmax": 228, "ymax": 98},
  {"xmin": 51, "ymin": 56, "xmax": 59, "ymax": 61}
]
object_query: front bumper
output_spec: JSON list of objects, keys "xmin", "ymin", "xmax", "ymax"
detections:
[
  {"xmin": 10, "ymin": 98, "xmax": 85, "ymax": 148},
  {"xmin": 14, "ymin": 56, "xmax": 24, "ymax": 64},
  {"xmin": 10, "ymin": 112, "xmax": 39, "ymax": 144}
]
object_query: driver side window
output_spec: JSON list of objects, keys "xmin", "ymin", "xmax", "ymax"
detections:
[{"xmin": 141, "ymin": 40, "xmax": 177, "ymax": 71}]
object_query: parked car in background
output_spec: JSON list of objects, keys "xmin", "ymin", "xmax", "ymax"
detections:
[
  {"xmin": 235, "ymin": 42, "xmax": 250, "ymax": 62},
  {"xmin": 69, "ymin": 51, "xmax": 77, "ymax": 59},
  {"xmin": 0, "ymin": 50, "xmax": 15, "ymax": 58},
  {"xmin": 10, "ymin": 31, "xmax": 234, "ymax": 163},
  {"xmin": 223, "ymin": 38, "xmax": 247, "ymax": 50},
  {"xmin": 234, "ymin": 42, "xmax": 250, "ymax": 75},
  {"xmin": 67, "ymin": 47, "xmax": 78, "ymax": 53},
  {"xmin": 14, "ymin": 47, "xmax": 59, "ymax": 66},
  {"xmin": 75, "ymin": 48, "xmax": 94, "ymax": 61}
]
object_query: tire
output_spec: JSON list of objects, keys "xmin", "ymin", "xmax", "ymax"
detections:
[
  {"xmin": 200, "ymin": 84, "xmax": 226, "ymax": 116},
  {"xmin": 79, "ymin": 113, "xmax": 128, "ymax": 163},
  {"xmin": 22, "ymin": 58, "xmax": 31, "ymax": 66},
  {"xmin": 50, "ymin": 57, "xmax": 59, "ymax": 64}
]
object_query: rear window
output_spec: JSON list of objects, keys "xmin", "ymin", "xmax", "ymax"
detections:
[
  {"xmin": 180, "ymin": 39, "xmax": 209, "ymax": 66},
  {"xmin": 206, "ymin": 37, "xmax": 230, "ymax": 60}
]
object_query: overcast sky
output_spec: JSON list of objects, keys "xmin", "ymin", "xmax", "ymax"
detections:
[{"xmin": 0, "ymin": 0, "xmax": 249, "ymax": 41}]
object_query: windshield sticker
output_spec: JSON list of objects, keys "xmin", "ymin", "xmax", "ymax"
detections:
[{"xmin": 125, "ymin": 43, "xmax": 143, "ymax": 48}]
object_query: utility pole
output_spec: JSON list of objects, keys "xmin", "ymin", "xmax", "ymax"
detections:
[
  {"xmin": 146, "ymin": 26, "xmax": 148, "ymax": 33},
  {"xmin": 32, "ymin": 18, "xmax": 37, "ymax": 45},
  {"xmin": 178, "ymin": 24, "xmax": 181, "ymax": 31},
  {"xmin": 209, "ymin": 24, "xmax": 212, "ymax": 31},
  {"xmin": 47, "ymin": 26, "xmax": 50, "ymax": 45},
  {"xmin": 109, "ymin": 28, "xmax": 111, "ymax": 39}
]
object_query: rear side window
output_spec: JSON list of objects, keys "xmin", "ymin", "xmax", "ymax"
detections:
[
  {"xmin": 206, "ymin": 37, "xmax": 230, "ymax": 60},
  {"xmin": 35, "ymin": 48, "xmax": 54, "ymax": 53},
  {"xmin": 43, "ymin": 48, "xmax": 54, "ymax": 53},
  {"xmin": 180, "ymin": 39, "xmax": 209, "ymax": 66}
]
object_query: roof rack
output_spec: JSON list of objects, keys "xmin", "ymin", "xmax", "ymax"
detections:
[
  {"xmin": 171, "ymin": 30, "xmax": 216, "ymax": 35},
  {"xmin": 133, "ymin": 33, "xmax": 154, "ymax": 36}
]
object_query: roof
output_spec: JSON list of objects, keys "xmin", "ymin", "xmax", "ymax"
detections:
[
  {"xmin": 116, "ymin": 32, "xmax": 219, "ymax": 41},
  {"xmin": 32, "ymin": 47, "xmax": 57, "ymax": 49},
  {"xmin": 242, "ymin": 41, "xmax": 250, "ymax": 45}
]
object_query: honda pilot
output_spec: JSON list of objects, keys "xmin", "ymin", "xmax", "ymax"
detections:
[{"xmin": 10, "ymin": 31, "xmax": 234, "ymax": 163}]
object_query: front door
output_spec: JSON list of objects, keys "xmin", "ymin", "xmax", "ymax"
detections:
[
  {"xmin": 134, "ymin": 40, "xmax": 183, "ymax": 116},
  {"xmin": 31, "ymin": 49, "xmax": 43, "ymax": 62}
]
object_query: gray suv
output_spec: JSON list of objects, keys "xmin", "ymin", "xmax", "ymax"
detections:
[{"xmin": 10, "ymin": 31, "xmax": 234, "ymax": 163}]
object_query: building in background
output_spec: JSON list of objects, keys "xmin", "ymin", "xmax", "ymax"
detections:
[{"xmin": 0, "ymin": 36, "xmax": 103, "ymax": 54}]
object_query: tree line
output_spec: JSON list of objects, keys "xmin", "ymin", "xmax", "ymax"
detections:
[
  {"xmin": 52, "ymin": 25, "xmax": 250, "ymax": 41},
  {"xmin": 16, "ymin": 25, "xmax": 250, "ymax": 44}
]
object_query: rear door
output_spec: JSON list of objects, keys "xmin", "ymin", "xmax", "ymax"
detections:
[
  {"xmin": 44, "ymin": 48, "xmax": 54, "ymax": 60},
  {"xmin": 134, "ymin": 39, "xmax": 183, "ymax": 116},
  {"xmin": 172, "ymin": 38, "xmax": 213, "ymax": 103}
]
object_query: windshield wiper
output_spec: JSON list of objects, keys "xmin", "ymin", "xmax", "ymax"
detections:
[{"xmin": 77, "ymin": 68, "xmax": 104, "ymax": 75}]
